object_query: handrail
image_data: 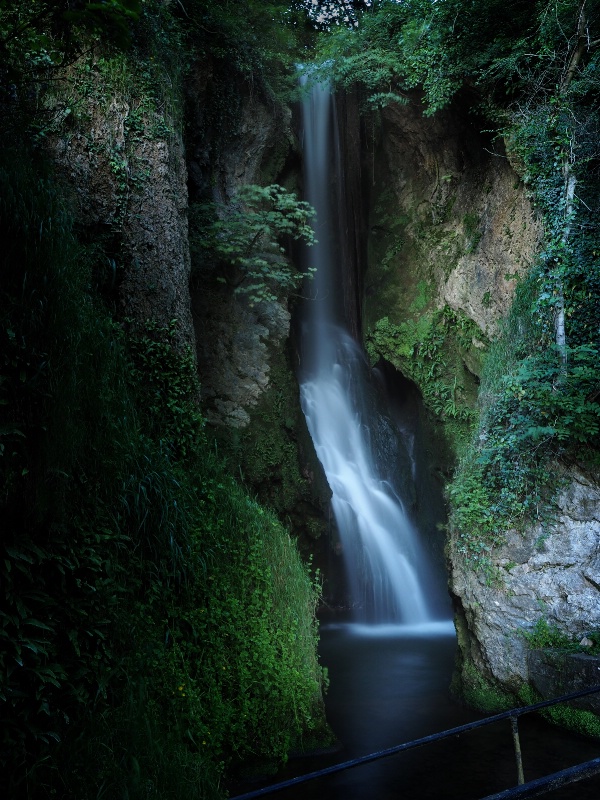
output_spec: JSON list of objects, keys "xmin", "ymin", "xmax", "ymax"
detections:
[
  {"xmin": 480, "ymin": 757, "xmax": 600, "ymax": 799},
  {"xmin": 229, "ymin": 684, "xmax": 600, "ymax": 800}
]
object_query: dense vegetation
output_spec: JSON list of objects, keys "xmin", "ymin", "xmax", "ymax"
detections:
[{"xmin": 0, "ymin": 2, "xmax": 328, "ymax": 798}]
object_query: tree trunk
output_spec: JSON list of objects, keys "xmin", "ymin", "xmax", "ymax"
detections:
[
  {"xmin": 555, "ymin": 156, "xmax": 577, "ymax": 363},
  {"xmin": 554, "ymin": 1, "xmax": 588, "ymax": 362}
]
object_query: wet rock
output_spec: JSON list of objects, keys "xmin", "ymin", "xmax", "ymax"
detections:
[{"xmin": 528, "ymin": 649, "xmax": 600, "ymax": 713}]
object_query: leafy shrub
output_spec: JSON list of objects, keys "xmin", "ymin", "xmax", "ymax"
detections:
[
  {"xmin": 523, "ymin": 618, "xmax": 575, "ymax": 651},
  {"xmin": 190, "ymin": 184, "xmax": 316, "ymax": 306}
]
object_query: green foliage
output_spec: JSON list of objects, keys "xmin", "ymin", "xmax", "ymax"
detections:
[
  {"xmin": 191, "ymin": 184, "xmax": 316, "ymax": 306},
  {"xmin": 333, "ymin": 2, "xmax": 600, "ymax": 113},
  {"xmin": 157, "ymin": 475, "xmax": 328, "ymax": 770},
  {"xmin": 366, "ymin": 306, "xmax": 480, "ymax": 440},
  {"xmin": 126, "ymin": 319, "xmax": 204, "ymax": 459},
  {"xmin": 448, "ymin": 278, "xmax": 600, "ymax": 573},
  {"xmin": 523, "ymin": 618, "xmax": 575, "ymax": 651},
  {"xmin": 0, "ymin": 0, "xmax": 141, "ymax": 87},
  {"xmin": 179, "ymin": 0, "xmax": 308, "ymax": 107},
  {"xmin": 301, "ymin": 0, "xmax": 370, "ymax": 31},
  {"xmin": 312, "ymin": 0, "xmax": 545, "ymax": 113},
  {"xmin": 505, "ymin": 99, "xmax": 600, "ymax": 346},
  {"xmin": 522, "ymin": 617, "xmax": 600, "ymax": 656},
  {"xmin": 0, "ymin": 139, "xmax": 328, "ymax": 797},
  {"xmin": 0, "ymin": 142, "xmax": 136, "ymax": 790}
]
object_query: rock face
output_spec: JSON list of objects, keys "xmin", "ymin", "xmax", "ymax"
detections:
[
  {"xmin": 450, "ymin": 468, "xmax": 600, "ymax": 692},
  {"xmin": 528, "ymin": 650, "xmax": 600, "ymax": 712},
  {"xmin": 186, "ymin": 76, "xmax": 298, "ymax": 427},
  {"xmin": 364, "ymin": 93, "xmax": 600, "ymax": 704},
  {"xmin": 49, "ymin": 63, "xmax": 194, "ymax": 349},
  {"xmin": 366, "ymin": 94, "xmax": 542, "ymax": 339},
  {"xmin": 192, "ymin": 287, "xmax": 291, "ymax": 428},
  {"xmin": 186, "ymin": 73, "xmax": 331, "ymax": 551},
  {"xmin": 47, "ymin": 53, "xmax": 329, "ymax": 556}
]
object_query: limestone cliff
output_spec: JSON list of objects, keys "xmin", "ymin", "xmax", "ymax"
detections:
[
  {"xmin": 366, "ymin": 94, "xmax": 541, "ymax": 342},
  {"xmin": 451, "ymin": 467, "xmax": 600, "ymax": 699}
]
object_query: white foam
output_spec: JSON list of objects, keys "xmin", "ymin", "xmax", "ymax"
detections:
[{"xmin": 320, "ymin": 620, "xmax": 456, "ymax": 638}]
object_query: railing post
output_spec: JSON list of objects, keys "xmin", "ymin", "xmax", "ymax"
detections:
[{"xmin": 510, "ymin": 715, "xmax": 525, "ymax": 786}]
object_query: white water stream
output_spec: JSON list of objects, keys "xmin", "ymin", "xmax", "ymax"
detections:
[{"xmin": 299, "ymin": 79, "xmax": 437, "ymax": 626}]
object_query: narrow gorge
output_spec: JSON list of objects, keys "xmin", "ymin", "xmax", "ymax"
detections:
[{"xmin": 2, "ymin": 2, "xmax": 600, "ymax": 799}]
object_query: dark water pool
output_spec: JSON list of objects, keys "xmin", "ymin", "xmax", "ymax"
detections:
[{"xmin": 232, "ymin": 621, "xmax": 600, "ymax": 799}]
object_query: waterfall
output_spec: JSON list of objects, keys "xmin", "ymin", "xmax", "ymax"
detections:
[{"xmin": 299, "ymin": 78, "xmax": 437, "ymax": 627}]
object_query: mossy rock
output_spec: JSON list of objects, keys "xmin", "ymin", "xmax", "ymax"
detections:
[{"xmin": 211, "ymin": 339, "xmax": 331, "ymax": 554}]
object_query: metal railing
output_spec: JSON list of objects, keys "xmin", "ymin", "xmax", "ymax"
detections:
[{"xmin": 230, "ymin": 685, "xmax": 600, "ymax": 800}]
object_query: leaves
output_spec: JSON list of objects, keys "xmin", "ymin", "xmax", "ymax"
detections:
[
  {"xmin": 0, "ymin": 0, "xmax": 141, "ymax": 88},
  {"xmin": 191, "ymin": 184, "xmax": 316, "ymax": 306}
]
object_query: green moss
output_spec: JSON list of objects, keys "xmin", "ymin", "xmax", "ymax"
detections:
[
  {"xmin": 457, "ymin": 660, "xmax": 600, "ymax": 740},
  {"xmin": 365, "ymin": 306, "xmax": 484, "ymax": 453},
  {"xmin": 459, "ymin": 661, "xmax": 515, "ymax": 713},
  {"xmin": 363, "ymin": 174, "xmax": 489, "ymax": 465},
  {"xmin": 462, "ymin": 212, "xmax": 483, "ymax": 253},
  {"xmin": 365, "ymin": 189, "xmax": 437, "ymax": 329},
  {"xmin": 518, "ymin": 686, "xmax": 600, "ymax": 740},
  {"xmin": 213, "ymin": 346, "xmax": 330, "ymax": 552}
]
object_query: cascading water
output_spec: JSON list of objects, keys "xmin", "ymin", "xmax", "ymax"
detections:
[{"xmin": 299, "ymin": 78, "xmax": 440, "ymax": 627}]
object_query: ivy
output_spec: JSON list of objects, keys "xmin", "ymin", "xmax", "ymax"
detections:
[
  {"xmin": 126, "ymin": 319, "xmax": 205, "ymax": 460},
  {"xmin": 449, "ymin": 336, "xmax": 600, "ymax": 573},
  {"xmin": 0, "ymin": 0, "xmax": 141, "ymax": 89}
]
